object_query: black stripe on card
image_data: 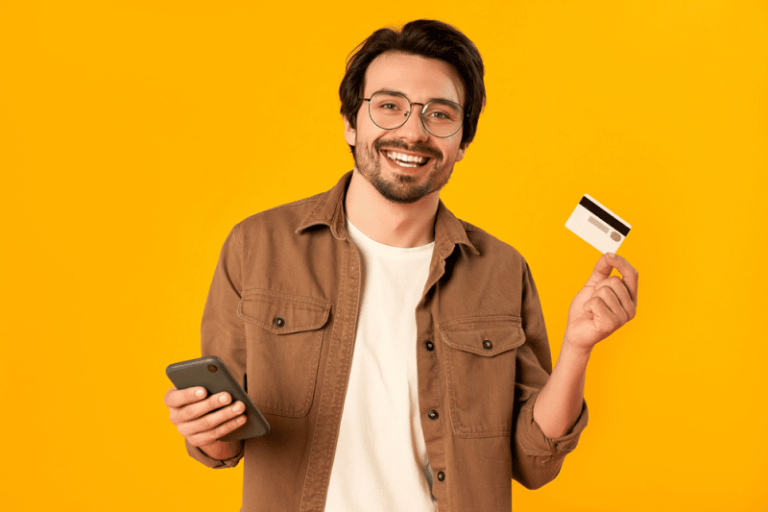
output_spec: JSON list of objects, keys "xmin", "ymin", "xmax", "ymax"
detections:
[{"xmin": 579, "ymin": 196, "xmax": 630, "ymax": 236}]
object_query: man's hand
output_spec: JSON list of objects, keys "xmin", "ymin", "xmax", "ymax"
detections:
[
  {"xmin": 563, "ymin": 253, "xmax": 638, "ymax": 353},
  {"xmin": 164, "ymin": 386, "xmax": 245, "ymax": 459}
]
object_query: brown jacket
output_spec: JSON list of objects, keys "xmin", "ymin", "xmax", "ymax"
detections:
[{"xmin": 186, "ymin": 172, "xmax": 588, "ymax": 511}]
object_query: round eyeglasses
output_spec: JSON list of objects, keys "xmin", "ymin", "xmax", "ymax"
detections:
[{"xmin": 363, "ymin": 91, "xmax": 464, "ymax": 138}]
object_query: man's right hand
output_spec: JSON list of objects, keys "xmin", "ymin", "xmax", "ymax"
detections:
[{"xmin": 164, "ymin": 386, "xmax": 245, "ymax": 460}]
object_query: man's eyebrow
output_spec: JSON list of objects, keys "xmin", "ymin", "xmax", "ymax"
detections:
[
  {"xmin": 370, "ymin": 89, "xmax": 461, "ymax": 105},
  {"xmin": 371, "ymin": 89, "xmax": 407, "ymax": 97}
]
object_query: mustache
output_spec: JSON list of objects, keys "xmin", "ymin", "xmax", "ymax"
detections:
[{"xmin": 373, "ymin": 138, "xmax": 442, "ymax": 160}]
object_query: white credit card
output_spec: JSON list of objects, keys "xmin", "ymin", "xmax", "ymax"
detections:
[{"xmin": 565, "ymin": 194, "xmax": 631, "ymax": 253}]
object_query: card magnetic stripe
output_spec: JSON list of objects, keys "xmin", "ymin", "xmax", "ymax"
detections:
[{"xmin": 579, "ymin": 196, "xmax": 631, "ymax": 236}]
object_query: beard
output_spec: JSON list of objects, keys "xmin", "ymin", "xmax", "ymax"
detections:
[{"xmin": 352, "ymin": 137, "xmax": 453, "ymax": 204}]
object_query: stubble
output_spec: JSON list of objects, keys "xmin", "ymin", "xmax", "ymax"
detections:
[{"xmin": 352, "ymin": 138, "xmax": 452, "ymax": 204}]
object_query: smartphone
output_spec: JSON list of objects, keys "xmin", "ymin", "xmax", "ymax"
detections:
[{"xmin": 166, "ymin": 356, "xmax": 270, "ymax": 441}]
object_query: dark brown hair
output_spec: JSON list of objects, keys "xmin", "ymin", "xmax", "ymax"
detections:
[{"xmin": 339, "ymin": 19, "xmax": 485, "ymax": 148}]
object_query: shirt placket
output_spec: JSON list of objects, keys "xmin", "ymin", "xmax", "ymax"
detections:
[{"xmin": 415, "ymin": 242, "xmax": 452, "ymax": 511}]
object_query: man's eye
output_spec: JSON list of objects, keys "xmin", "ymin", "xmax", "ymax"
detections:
[
  {"xmin": 426, "ymin": 110, "xmax": 454, "ymax": 121},
  {"xmin": 374, "ymin": 102, "xmax": 404, "ymax": 116}
]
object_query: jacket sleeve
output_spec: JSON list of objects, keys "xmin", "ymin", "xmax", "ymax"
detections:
[
  {"xmin": 185, "ymin": 223, "xmax": 247, "ymax": 469},
  {"xmin": 511, "ymin": 260, "xmax": 588, "ymax": 489}
]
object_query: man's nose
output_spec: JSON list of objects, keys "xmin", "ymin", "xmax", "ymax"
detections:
[{"xmin": 394, "ymin": 104, "xmax": 429, "ymax": 143}]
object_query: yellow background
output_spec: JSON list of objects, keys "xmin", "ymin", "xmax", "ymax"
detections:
[{"xmin": 2, "ymin": 1, "xmax": 766, "ymax": 510}]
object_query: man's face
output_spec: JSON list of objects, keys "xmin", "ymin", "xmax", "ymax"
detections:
[{"xmin": 344, "ymin": 51, "xmax": 468, "ymax": 204}]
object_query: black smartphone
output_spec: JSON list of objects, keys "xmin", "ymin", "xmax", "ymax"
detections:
[{"xmin": 166, "ymin": 356, "xmax": 270, "ymax": 441}]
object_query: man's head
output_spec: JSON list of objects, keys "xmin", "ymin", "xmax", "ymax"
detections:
[
  {"xmin": 340, "ymin": 19, "xmax": 485, "ymax": 150},
  {"xmin": 339, "ymin": 20, "xmax": 486, "ymax": 204}
]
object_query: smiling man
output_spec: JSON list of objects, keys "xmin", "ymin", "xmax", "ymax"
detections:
[
  {"xmin": 164, "ymin": 19, "xmax": 638, "ymax": 512},
  {"xmin": 347, "ymin": 52, "xmax": 466, "ymax": 207}
]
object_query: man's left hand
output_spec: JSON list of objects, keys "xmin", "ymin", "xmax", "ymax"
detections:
[{"xmin": 564, "ymin": 253, "xmax": 639, "ymax": 353}]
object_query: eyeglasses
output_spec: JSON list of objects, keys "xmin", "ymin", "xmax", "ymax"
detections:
[{"xmin": 363, "ymin": 91, "xmax": 464, "ymax": 138}]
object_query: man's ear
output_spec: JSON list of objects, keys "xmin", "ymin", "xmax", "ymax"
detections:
[
  {"xmin": 344, "ymin": 116, "xmax": 357, "ymax": 147},
  {"xmin": 456, "ymin": 142, "xmax": 469, "ymax": 162}
]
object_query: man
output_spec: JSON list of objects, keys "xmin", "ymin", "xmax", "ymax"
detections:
[{"xmin": 164, "ymin": 19, "xmax": 638, "ymax": 512}]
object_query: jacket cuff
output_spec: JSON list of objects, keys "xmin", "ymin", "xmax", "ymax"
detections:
[
  {"xmin": 516, "ymin": 392, "xmax": 589, "ymax": 462},
  {"xmin": 185, "ymin": 439, "xmax": 244, "ymax": 469}
]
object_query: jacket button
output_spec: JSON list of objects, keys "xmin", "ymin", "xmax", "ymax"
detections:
[
  {"xmin": 482, "ymin": 339, "xmax": 493, "ymax": 350},
  {"xmin": 425, "ymin": 341, "xmax": 435, "ymax": 351},
  {"xmin": 428, "ymin": 409, "xmax": 439, "ymax": 420},
  {"xmin": 437, "ymin": 471, "xmax": 445, "ymax": 482},
  {"xmin": 273, "ymin": 317, "xmax": 286, "ymax": 328}
]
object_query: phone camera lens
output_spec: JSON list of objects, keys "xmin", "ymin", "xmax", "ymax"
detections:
[{"xmin": 207, "ymin": 365, "xmax": 218, "ymax": 373}]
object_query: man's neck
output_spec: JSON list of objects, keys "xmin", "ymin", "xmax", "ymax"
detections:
[{"xmin": 344, "ymin": 170, "xmax": 439, "ymax": 248}]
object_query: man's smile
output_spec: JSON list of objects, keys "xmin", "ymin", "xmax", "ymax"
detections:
[
  {"xmin": 383, "ymin": 150, "xmax": 430, "ymax": 168},
  {"xmin": 373, "ymin": 139, "xmax": 442, "ymax": 173}
]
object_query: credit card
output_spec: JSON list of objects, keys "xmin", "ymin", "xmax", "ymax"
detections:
[{"xmin": 565, "ymin": 194, "xmax": 631, "ymax": 253}]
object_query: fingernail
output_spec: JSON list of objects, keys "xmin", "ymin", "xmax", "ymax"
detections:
[
  {"xmin": 237, "ymin": 415, "xmax": 246, "ymax": 424},
  {"xmin": 233, "ymin": 402, "xmax": 244, "ymax": 413},
  {"xmin": 195, "ymin": 389, "xmax": 205, "ymax": 398},
  {"xmin": 606, "ymin": 252, "xmax": 615, "ymax": 257},
  {"xmin": 219, "ymin": 394, "xmax": 230, "ymax": 404}
]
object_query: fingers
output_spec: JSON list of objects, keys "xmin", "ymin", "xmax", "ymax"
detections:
[
  {"xmin": 166, "ymin": 388, "xmax": 247, "ymax": 446},
  {"xmin": 585, "ymin": 254, "xmax": 615, "ymax": 287},
  {"xmin": 164, "ymin": 386, "xmax": 207, "ymax": 408},
  {"xmin": 584, "ymin": 295, "xmax": 623, "ymax": 336},
  {"xmin": 606, "ymin": 253, "xmax": 639, "ymax": 305},
  {"xmin": 164, "ymin": 386, "xmax": 247, "ymax": 446},
  {"xmin": 595, "ymin": 275, "xmax": 637, "ymax": 322},
  {"xmin": 178, "ymin": 400, "xmax": 247, "ymax": 446},
  {"xmin": 584, "ymin": 275, "xmax": 637, "ymax": 340},
  {"xmin": 586, "ymin": 253, "xmax": 639, "ymax": 306},
  {"xmin": 169, "ymin": 391, "xmax": 234, "ymax": 424},
  {"xmin": 187, "ymin": 414, "xmax": 247, "ymax": 448}
]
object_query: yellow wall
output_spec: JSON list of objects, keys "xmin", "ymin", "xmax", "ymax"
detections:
[{"xmin": 2, "ymin": 1, "xmax": 766, "ymax": 510}]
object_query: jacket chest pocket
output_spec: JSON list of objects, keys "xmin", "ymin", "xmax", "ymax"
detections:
[
  {"xmin": 439, "ymin": 316, "xmax": 525, "ymax": 438},
  {"xmin": 238, "ymin": 290, "xmax": 331, "ymax": 418}
]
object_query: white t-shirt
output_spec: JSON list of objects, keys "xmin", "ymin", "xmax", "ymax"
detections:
[{"xmin": 325, "ymin": 220, "xmax": 437, "ymax": 512}]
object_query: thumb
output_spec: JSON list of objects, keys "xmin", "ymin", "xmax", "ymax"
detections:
[{"xmin": 584, "ymin": 253, "xmax": 614, "ymax": 288}]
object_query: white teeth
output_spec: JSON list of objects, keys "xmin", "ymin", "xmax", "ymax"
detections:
[{"xmin": 386, "ymin": 151, "xmax": 427, "ymax": 166}]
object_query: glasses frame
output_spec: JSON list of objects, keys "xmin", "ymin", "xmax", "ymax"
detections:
[{"xmin": 363, "ymin": 91, "xmax": 464, "ymax": 138}]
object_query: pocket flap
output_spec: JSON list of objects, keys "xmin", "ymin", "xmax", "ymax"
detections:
[
  {"xmin": 238, "ymin": 289, "xmax": 331, "ymax": 334},
  {"xmin": 439, "ymin": 316, "xmax": 525, "ymax": 356}
]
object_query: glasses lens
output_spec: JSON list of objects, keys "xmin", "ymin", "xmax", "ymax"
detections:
[
  {"xmin": 369, "ymin": 93, "xmax": 411, "ymax": 129},
  {"xmin": 423, "ymin": 100, "xmax": 463, "ymax": 137}
]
